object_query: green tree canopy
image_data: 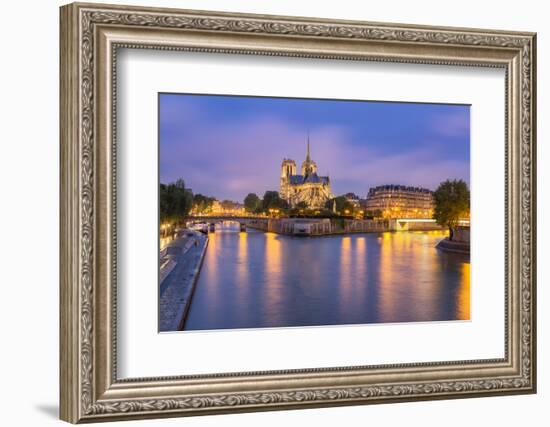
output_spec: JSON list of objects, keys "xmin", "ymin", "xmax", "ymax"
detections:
[
  {"xmin": 243, "ymin": 193, "xmax": 261, "ymax": 213},
  {"xmin": 192, "ymin": 193, "xmax": 216, "ymax": 214},
  {"xmin": 261, "ymin": 191, "xmax": 288, "ymax": 211},
  {"xmin": 160, "ymin": 178, "xmax": 193, "ymax": 223},
  {"xmin": 325, "ymin": 196, "xmax": 355, "ymax": 216},
  {"xmin": 433, "ymin": 179, "xmax": 470, "ymax": 240}
]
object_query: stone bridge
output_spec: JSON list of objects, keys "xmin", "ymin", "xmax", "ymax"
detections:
[
  {"xmin": 187, "ymin": 216, "xmax": 268, "ymax": 232},
  {"xmin": 187, "ymin": 216, "xmax": 444, "ymax": 235},
  {"xmin": 187, "ymin": 215, "xmax": 266, "ymax": 222}
]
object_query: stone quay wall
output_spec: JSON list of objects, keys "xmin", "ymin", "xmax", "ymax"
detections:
[
  {"xmin": 407, "ymin": 221, "xmax": 445, "ymax": 231},
  {"xmin": 453, "ymin": 225, "xmax": 470, "ymax": 243},
  {"xmin": 436, "ymin": 225, "xmax": 470, "ymax": 254},
  {"xmin": 159, "ymin": 232, "xmax": 209, "ymax": 332},
  {"xmin": 246, "ymin": 217, "xmax": 444, "ymax": 236},
  {"xmin": 247, "ymin": 218, "xmax": 390, "ymax": 235}
]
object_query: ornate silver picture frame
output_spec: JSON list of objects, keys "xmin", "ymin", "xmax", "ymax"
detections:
[{"xmin": 60, "ymin": 2, "xmax": 536, "ymax": 423}]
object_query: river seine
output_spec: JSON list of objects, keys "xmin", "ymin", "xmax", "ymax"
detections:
[{"xmin": 184, "ymin": 223, "xmax": 470, "ymax": 331}]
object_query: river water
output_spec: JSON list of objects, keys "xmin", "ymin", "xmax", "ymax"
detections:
[{"xmin": 184, "ymin": 223, "xmax": 470, "ymax": 331}]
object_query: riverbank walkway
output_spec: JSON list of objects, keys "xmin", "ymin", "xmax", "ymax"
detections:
[{"xmin": 159, "ymin": 231, "xmax": 208, "ymax": 332}]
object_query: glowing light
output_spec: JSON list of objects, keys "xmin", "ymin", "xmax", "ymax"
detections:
[{"xmin": 457, "ymin": 262, "xmax": 471, "ymax": 320}]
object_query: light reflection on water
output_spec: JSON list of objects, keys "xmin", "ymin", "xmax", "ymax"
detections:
[{"xmin": 184, "ymin": 223, "xmax": 470, "ymax": 331}]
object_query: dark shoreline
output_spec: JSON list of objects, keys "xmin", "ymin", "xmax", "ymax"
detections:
[{"xmin": 436, "ymin": 237, "xmax": 470, "ymax": 255}]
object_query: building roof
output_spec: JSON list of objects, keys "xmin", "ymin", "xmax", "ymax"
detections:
[
  {"xmin": 289, "ymin": 175, "xmax": 304, "ymax": 184},
  {"xmin": 367, "ymin": 184, "xmax": 433, "ymax": 197},
  {"xmin": 289, "ymin": 173, "xmax": 329, "ymax": 185},
  {"xmin": 305, "ymin": 173, "xmax": 322, "ymax": 184}
]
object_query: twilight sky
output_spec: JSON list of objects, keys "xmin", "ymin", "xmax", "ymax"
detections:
[{"xmin": 159, "ymin": 93, "xmax": 470, "ymax": 202}]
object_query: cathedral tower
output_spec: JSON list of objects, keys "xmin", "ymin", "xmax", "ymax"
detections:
[
  {"xmin": 301, "ymin": 136, "xmax": 318, "ymax": 177},
  {"xmin": 279, "ymin": 135, "xmax": 331, "ymax": 209},
  {"xmin": 280, "ymin": 159, "xmax": 296, "ymax": 201}
]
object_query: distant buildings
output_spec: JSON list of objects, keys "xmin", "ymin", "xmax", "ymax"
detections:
[
  {"xmin": 343, "ymin": 192, "xmax": 361, "ymax": 209},
  {"xmin": 192, "ymin": 141, "xmax": 438, "ymax": 219},
  {"xmin": 192, "ymin": 199, "xmax": 245, "ymax": 216},
  {"xmin": 280, "ymin": 139, "xmax": 332, "ymax": 209},
  {"xmin": 364, "ymin": 185, "xmax": 434, "ymax": 219},
  {"xmin": 210, "ymin": 200, "xmax": 222, "ymax": 214},
  {"xmin": 223, "ymin": 201, "xmax": 246, "ymax": 216}
]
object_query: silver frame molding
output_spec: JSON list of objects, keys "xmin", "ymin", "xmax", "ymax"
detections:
[{"xmin": 60, "ymin": 2, "xmax": 537, "ymax": 423}]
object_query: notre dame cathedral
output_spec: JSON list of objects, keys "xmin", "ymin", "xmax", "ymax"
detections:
[{"xmin": 279, "ymin": 139, "xmax": 332, "ymax": 209}]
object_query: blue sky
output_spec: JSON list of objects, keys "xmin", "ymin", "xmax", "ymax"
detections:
[{"xmin": 160, "ymin": 93, "xmax": 470, "ymax": 202}]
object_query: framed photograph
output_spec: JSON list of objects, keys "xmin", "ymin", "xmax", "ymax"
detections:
[{"xmin": 60, "ymin": 2, "xmax": 537, "ymax": 423}]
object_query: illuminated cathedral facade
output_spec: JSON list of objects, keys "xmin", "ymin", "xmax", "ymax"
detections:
[{"xmin": 280, "ymin": 139, "xmax": 332, "ymax": 209}]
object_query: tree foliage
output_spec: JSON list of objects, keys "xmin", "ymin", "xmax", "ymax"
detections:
[
  {"xmin": 159, "ymin": 179, "xmax": 193, "ymax": 223},
  {"xmin": 325, "ymin": 196, "xmax": 355, "ymax": 215},
  {"xmin": 221, "ymin": 199, "xmax": 238, "ymax": 211},
  {"xmin": 243, "ymin": 193, "xmax": 261, "ymax": 213},
  {"xmin": 261, "ymin": 191, "xmax": 288, "ymax": 211},
  {"xmin": 433, "ymin": 179, "xmax": 470, "ymax": 240},
  {"xmin": 192, "ymin": 193, "xmax": 216, "ymax": 214}
]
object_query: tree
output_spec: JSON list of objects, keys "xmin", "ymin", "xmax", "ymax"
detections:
[
  {"xmin": 192, "ymin": 193, "xmax": 215, "ymax": 214},
  {"xmin": 221, "ymin": 200, "xmax": 237, "ymax": 211},
  {"xmin": 261, "ymin": 191, "xmax": 288, "ymax": 212},
  {"xmin": 287, "ymin": 201, "xmax": 310, "ymax": 217},
  {"xmin": 244, "ymin": 193, "xmax": 261, "ymax": 213},
  {"xmin": 325, "ymin": 196, "xmax": 355, "ymax": 216},
  {"xmin": 433, "ymin": 179, "xmax": 470, "ymax": 241},
  {"xmin": 160, "ymin": 178, "xmax": 193, "ymax": 223}
]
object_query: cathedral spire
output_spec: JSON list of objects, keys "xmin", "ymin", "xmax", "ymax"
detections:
[{"xmin": 306, "ymin": 132, "xmax": 311, "ymax": 162}]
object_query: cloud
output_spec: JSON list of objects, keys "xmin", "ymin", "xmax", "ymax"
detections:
[
  {"xmin": 160, "ymin": 107, "xmax": 469, "ymax": 202},
  {"xmin": 160, "ymin": 116, "xmax": 307, "ymax": 200}
]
